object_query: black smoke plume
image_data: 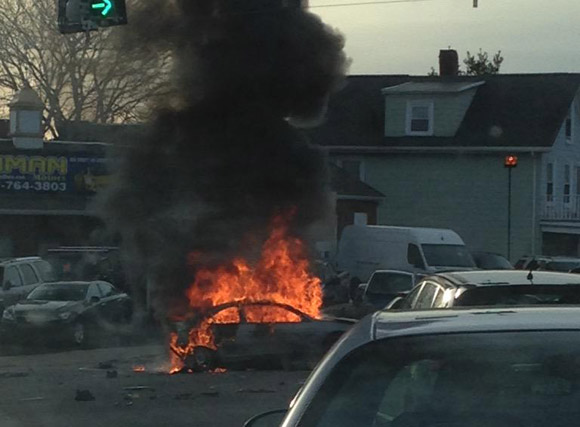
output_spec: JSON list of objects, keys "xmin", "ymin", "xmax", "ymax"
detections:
[{"xmin": 101, "ymin": 0, "xmax": 348, "ymax": 315}]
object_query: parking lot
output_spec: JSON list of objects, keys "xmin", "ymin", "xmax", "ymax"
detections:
[{"xmin": 0, "ymin": 344, "xmax": 307, "ymax": 427}]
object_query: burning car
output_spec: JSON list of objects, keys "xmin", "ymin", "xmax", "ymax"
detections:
[{"xmin": 170, "ymin": 300, "xmax": 353, "ymax": 372}]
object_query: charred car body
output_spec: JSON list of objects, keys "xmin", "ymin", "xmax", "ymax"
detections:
[
  {"xmin": 1, "ymin": 281, "xmax": 132, "ymax": 346},
  {"xmin": 171, "ymin": 300, "xmax": 354, "ymax": 372}
]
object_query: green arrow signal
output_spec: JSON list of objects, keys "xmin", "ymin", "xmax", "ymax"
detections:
[{"xmin": 91, "ymin": 0, "xmax": 112, "ymax": 16}]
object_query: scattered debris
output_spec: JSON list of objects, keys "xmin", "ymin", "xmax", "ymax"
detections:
[
  {"xmin": 123, "ymin": 386, "xmax": 155, "ymax": 391},
  {"xmin": 174, "ymin": 392, "xmax": 194, "ymax": 400},
  {"xmin": 97, "ymin": 361, "xmax": 117, "ymax": 370},
  {"xmin": 0, "ymin": 372, "xmax": 29, "ymax": 379},
  {"xmin": 20, "ymin": 396, "xmax": 45, "ymax": 402},
  {"xmin": 237, "ymin": 388, "xmax": 276, "ymax": 394},
  {"xmin": 106, "ymin": 370, "xmax": 118, "ymax": 379},
  {"xmin": 75, "ymin": 389, "xmax": 95, "ymax": 401},
  {"xmin": 200, "ymin": 391, "xmax": 220, "ymax": 397},
  {"xmin": 133, "ymin": 365, "xmax": 146, "ymax": 373}
]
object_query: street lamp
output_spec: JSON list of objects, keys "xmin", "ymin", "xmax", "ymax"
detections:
[{"xmin": 504, "ymin": 155, "xmax": 518, "ymax": 260}]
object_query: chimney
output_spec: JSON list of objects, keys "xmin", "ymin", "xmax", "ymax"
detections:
[{"xmin": 439, "ymin": 49, "xmax": 459, "ymax": 77}]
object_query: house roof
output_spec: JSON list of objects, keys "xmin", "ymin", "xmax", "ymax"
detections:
[
  {"xmin": 310, "ymin": 73, "xmax": 580, "ymax": 149},
  {"xmin": 328, "ymin": 163, "xmax": 384, "ymax": 200},
  {"xmin": 381, "ymin": 81, "xmax": 485, "ymax": 94}
]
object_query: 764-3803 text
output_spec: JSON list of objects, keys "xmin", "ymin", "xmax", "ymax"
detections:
[{"xmin": 2, "ymin": 181, "xmax": 67, "ymax": 192}]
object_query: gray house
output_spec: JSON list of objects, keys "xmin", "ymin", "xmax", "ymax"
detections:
[{"xmin": 310, "ymin": 65, "xmax": 580, "ymax": 262}]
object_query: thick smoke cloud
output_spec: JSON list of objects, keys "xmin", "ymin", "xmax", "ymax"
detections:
[{"xmin": 101, "ymin": 0, "xmax": 348, "ymax": 315}]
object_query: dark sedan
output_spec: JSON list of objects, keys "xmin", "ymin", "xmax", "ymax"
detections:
[
  {"xmin": 1, "ymin": 281, "xmax": 132, "ymax": 346},
  {"xmin": 172, "ymin": 301, "xmax": 354, "ymax": 371}
]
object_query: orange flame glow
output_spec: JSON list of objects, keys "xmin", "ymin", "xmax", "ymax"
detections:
[{"xmin": 169, "ymin": 214, "xmax": 322, "ymax": 373}]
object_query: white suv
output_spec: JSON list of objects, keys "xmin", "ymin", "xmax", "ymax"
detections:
[{"xmin": 0, "ymin": 257, "xmax": 55, "ymax": 312}]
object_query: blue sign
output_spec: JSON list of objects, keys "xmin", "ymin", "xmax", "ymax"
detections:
[{"xmin": 0, "ymin": 154, "xmax": 110, "ymax": 194}]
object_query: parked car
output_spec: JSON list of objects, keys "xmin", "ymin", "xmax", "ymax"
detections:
[
  {"xmin": 313, "ymin": 260, "xmax": 350, "ymax": 306},
  {"xmin": 514, "ymin": 255, "xmax": 580, "ymax": 272},
  {"xmin": 471, "ymin": 251, "xmax": 513, "ymax": 270},
  {"xmin": 245, "ymin": 307, "xmax": 580, "ymax": 427},
  {"xmin": 1, "ymin": 281, "xmax": 132, "ymax": 347},
  {"xmin": 336, "ymin": 225, "xmax": 475, "ymax": 282},
  {"xmin": 0, "ymin": 257, "xmax": 56, "ymax": 313},
  {"xmin": 395, "ymin": 270, "xmax": 580, "ymax": 310},
  {"xmin": 172, "ymin": 300, "xmax": 354, "ymax": 371},
  {"xmin": 360, "ymin": 270, "xmax": 421, "ymax": 309}
]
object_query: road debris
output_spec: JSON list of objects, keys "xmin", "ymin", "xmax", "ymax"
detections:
[
  {"xmin": 123, "ymin": 386, "xmax": 155, "ymax": 391},
  {"xmin": 0, "ymin": 372, "xmax": 29, "ymax": 379},
  {"xmin": 20, "ymin": 396, "xmax": 45, "ymax": 402},
  {"xmin": 106, "ymin": 370, "xmax": 118, "ymax": 379},
  {"xmin": 200, "ymin": 391, "xmax": 220, "ymax": 397},
  {"xmin": 97, "ymin": 361, "xmax": 116, "ymax": 369},
  {"xmin": 237, "ymin": 388, "xmax": 276, "ymax": 394},
  {"xmin": 75, "ymin": 389, "xmax": 95, "ymax": 401}
]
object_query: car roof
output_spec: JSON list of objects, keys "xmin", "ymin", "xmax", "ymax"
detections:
[
  {"xmin": 39, "ymin": 281, "xmax": 95, "ymax": 286},
  {"xmin": 0, "ymin": 257, "xmax": 42, "ymax": 265},
  {"xmin": 372, "ymin": 306, "xmax": 580, "ymax": 340},
  {"xmin": 430, "ymin": 270, "xmax": 580, "ymax": 286}
]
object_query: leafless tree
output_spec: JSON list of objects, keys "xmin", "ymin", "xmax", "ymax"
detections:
[{"xmin": 0, "ymin": 0, "xmax": 173, "ymax": 137}]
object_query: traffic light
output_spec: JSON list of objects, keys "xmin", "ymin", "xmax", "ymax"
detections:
[
  {"xmin": 504, "ymin": 155, "xmax": 518, "ymax": 168},
  {"xmin": 58, "ymin": 0, "xmax": 127, "ymax": 34}
]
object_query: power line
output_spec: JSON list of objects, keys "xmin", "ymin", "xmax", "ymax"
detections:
[{"xmin": 309, "ymin": 0, "xmax": 437, "ymax": 9}]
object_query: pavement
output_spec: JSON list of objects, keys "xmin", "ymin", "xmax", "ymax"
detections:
[{"xmin": 0, "ymin": 344, "xmax": 308, "ymax": 427}]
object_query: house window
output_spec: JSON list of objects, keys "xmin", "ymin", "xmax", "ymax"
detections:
[
  {"xmin": 564, "ymin": 164, "xmax": 571, "ymax": 204},
  {"xmin": 406, "ymin": 101, "xmax": 434, "ymax": 135},
  {"xmin": 340, "ymin": 159, "xmax": 365, "ymax": 181},
  {"xmin": 566, "ymin": 111, "xmax": 572, "ymax": 141},
  {"xmin": 546, "ymin": 163, "xmax": 554, "ymax": 203}
]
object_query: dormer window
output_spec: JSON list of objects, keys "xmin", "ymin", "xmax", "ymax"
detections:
[{"xmin": 406, "ymin": 101, "xmax": 434, "ymax": 136}]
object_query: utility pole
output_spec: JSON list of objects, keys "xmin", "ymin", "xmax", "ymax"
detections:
[{"xmin": 504, "ymin": 155, "xmax": 518, "ymax": 260}]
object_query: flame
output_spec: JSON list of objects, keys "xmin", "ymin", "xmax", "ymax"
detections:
[
  {"xmin": 133, "ymin": 365, "xmax": 146, "ymax": 373},
  {"xmin": 169, "ymin": 214, "xmax": 322, "ymax": 373}
]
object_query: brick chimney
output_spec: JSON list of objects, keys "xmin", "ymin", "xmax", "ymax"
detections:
[{"xmin": 439, "ymin": 49, "xmax": 459, "ymax": 77}]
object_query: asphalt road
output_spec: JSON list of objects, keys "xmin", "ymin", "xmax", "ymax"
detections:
[{"xmin": 0, "ymin": 344, "xmax": 308, "ymax": 427}]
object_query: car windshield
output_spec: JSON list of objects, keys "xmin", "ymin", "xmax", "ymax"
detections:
[
  {"xmin": 367, "ymin": 273, "xmax": 414, "ymax": 295},
  {"xmin": 421, "ymin": 244, "xmax": 475, "ymax": 267},
  {"xmin": 545, "ymin": 261, "xmax": 580, "ymax": 272},
  {"xmin": 298, "ymin": 331, "xmax": 580, "ymax": 427},
  {"xmin": 27, "ymin": 284, "xmax": 88, "ymax": 301},
  {"xmin": 473, "ymin": 253, "xmax": 513, "ymax": 269},
  {"xmin": 455, "ymin": 285, "xmax": 580, "ymax": 306}
]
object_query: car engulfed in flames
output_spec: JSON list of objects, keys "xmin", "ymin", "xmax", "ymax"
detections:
[{"xmin": 168, "ymin": 216, "xmax": 353, "ymax": 373}]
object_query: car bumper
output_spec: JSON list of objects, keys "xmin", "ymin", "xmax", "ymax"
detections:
[{"xmin": 1, "ymin": 319, "xmax": 73, "ymax": 342}]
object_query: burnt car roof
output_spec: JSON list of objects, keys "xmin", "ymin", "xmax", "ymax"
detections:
[
  {"xmin": 429, "ymin": 270, "xmax": 580, "ymax": 286},
  {"xmin": 372, "ymin": 306, "xmax": 580, "ymax": 340}
]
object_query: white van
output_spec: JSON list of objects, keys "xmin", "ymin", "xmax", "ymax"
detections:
[{"xmin": 336, "ymin": 225, "xmax": 475, "ymax": 282}]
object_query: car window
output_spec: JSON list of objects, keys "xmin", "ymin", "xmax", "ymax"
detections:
[
  {"xmin": 367, "ymin": 272, "xmax": 414, "ymax": 295},
  {"xmin": 400, "ymin": 284, "xmax": 424, "ymax": 309},
  {"xmin": 97, "ymin": 282, "xmax": 118, "ymax": 297},
  {"xmin": 3, "ymin": 266, "xmax": 23, "ymax": 288},
  {"xmin": 407, "ymin": 244, "xmax": 425, "ymax": 269},
  {"xmin": 421, "ymin": 244, "xmax": 475, "ymax": 268},
  {"xmin": 86, "ymin": 283, "xmax": 103, "ymax": 300},
  {"xmin": 19, "ymin": 264, "xmax": 39, "ymax": 286},
  {"xmin": 298, "ymin": 331, "xmax": 580, "ymax": 427},
  {"xmin": 432, "ymin": 286, "xmax": 446, "ymax": 308},
  {"xmin": 413, "ymin": 282, "xmax": 438, "ymax": 309},
  {"xmin": 33, "ymin": 260, "xmax": 56, "ymax": 282}
]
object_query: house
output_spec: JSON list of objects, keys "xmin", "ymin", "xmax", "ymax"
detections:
[{"xmin": 310, "ymin": 51, "xmax": 580, "ymax": 261}]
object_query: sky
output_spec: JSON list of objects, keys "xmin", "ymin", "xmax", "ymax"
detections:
[{"xmin": 310, "ymin": 0, "xmax": 580, "ymax": 75}]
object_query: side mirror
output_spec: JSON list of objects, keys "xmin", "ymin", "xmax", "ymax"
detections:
[
  {"xmin": 243, "ymin": 409, "xmax": 287, "ymax": 427},
  {"xmin": 90, "ymin": 296, "xmax": 100, "ymax": 304},
  {"xmin": 3, "ymin": 281, "xmax": 13, "ymax": 291}
]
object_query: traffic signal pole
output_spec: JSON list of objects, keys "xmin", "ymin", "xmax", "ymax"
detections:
[{"xmin": 507, "ymin": 167, "xmax": 512, "ymax": 260}]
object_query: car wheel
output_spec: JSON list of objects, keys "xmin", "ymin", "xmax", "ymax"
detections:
[{"xmin": 184, "ymin": 346, "xmax": 218, "ymax": 372}]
